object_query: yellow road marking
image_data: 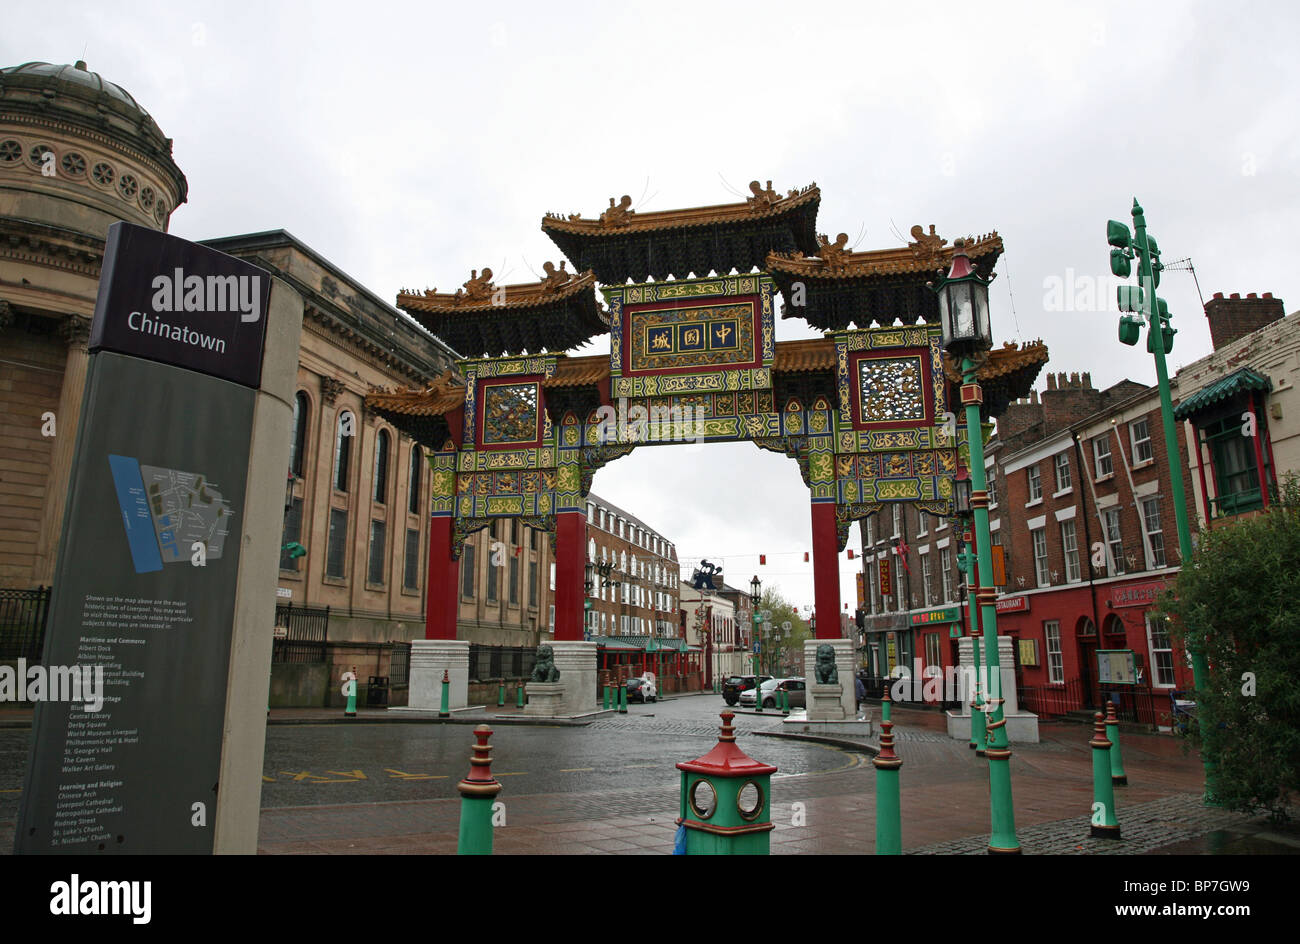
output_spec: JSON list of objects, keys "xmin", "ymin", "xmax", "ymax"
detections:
[
  {"xmin": 495, "ymin": 772, "xmax": 527, "ymax": 777},
  {"xmin": 559, "ymin": 767, "xmax": 594, "ymax": 772},
  {"xmin": 0, "ymin": 788, "xmax": 20, "ymax": 794}
]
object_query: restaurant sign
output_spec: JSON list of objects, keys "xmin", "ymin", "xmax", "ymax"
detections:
[
  {"xmin": 1108, "ymin": 580, "xmax": 1166, "ymax": 609},
  {"xmin": 995, "ymin": 595, "xmax": 1029, "ymax": 614},
  {"xmin": 911, "ymin": 606, "xmax": 962, "ymax": 626}
]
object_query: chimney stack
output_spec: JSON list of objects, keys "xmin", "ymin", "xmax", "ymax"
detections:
[{"xmin": 1205, "ymin": 292, "xmax": 1284, "ymax": 349}]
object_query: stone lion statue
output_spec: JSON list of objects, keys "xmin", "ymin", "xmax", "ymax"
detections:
[
  {"xmin": 814, "ymin": 644, "xmax": 839, "ymax": 685},
  {"xmin": 530, "ymin": 644, "xmax": 560, "ymax": 683}
]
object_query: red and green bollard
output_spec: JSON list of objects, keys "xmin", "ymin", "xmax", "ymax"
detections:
[
  {"xmin": 439, "ymin": 669, "xmax": 451, "ymax": 719},
  {"xmin": 497, "ymin": 681, "xmax": 505, "ymax": 707},
  {"xmin": 344, "ymin": 666, "xmax": 357, "ymax": 718},
  {"xmin": 457, "ymin": 724, "xmax": 501, "ymax": 855},
  {"xmin": 1105, "ymin": 701, "xmax": 1128, "ymax": 786},
  {"xmin": 1090, "ymin": 711, "xmax": 1121, "ymax": 839},
  {"xmin": 675, "ymin": 711, "xmax": 776, "ymax": 854},
  {"xmin": 874, "ymin": 692, "xmax": 903, "ymax": 855},
  {"xmin": 516, "ymin": 683, "xmax": 525, "ymax": 709},
  {"xmin": 618, "ymin": 682, "xmax": 628, "ymax": 714},
  {"xmin": 780, "ymin": 689, "xmax": 789, "ymax": 715}
]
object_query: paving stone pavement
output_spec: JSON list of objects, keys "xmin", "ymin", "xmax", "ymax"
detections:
[{"xmin": 907, "ymin": 793, "xmax": 1259, "ymax": 855}]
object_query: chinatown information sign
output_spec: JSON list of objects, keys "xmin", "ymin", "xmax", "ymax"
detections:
[
  {"xmin": 15, "ymin": 222, "xmax": 295, "ymax": 854},
  {"xmin": 1097, "ymin": 649, "xmax": 1139, "ymax": 686}
]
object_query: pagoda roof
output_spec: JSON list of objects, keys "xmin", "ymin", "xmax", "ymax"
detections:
[
  {"xmin": 358, "ymin": 337, "xmax": 1047, "ymax": 445},
  {"xmin": 364, "ymin": 369, "xmax": 465, "ymax": 448},
  {"xmin": 766, "ymin": 227, "xmax": 1004, "ymax": 330},
  {"xmin": 942, "ymin": 340, "xmax": 1050, "ymax": 419},
  {"xmin": 541, "ymin": 182, "xmax": 821, "ymax": 283},
  {"xmin": 395, "ymin": 264, "xmax": 606, "ymax": 357}
]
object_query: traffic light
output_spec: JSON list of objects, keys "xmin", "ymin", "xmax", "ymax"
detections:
[
  {"xmin": 759, "ymin": 554, "xmax": 766, "ymax": 565},
  {"xmin": 1106, "ymin": 204, "xmax": 1172, "ymax": 352},
  {"xmin": 847, "ymin": 549, "xmax": 855, "ymax": 560},
  {"xmin": 282, "ymin": 542, "xmax": 306, "ymax": 559}
]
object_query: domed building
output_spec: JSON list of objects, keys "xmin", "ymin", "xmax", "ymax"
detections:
[
  {"xmin": 0, "ymin": 60, "xmax": 188, "ymax": 586},
  {"xmin": 2, "ymin": 60, "xmax": 559, "ymax": 701}
]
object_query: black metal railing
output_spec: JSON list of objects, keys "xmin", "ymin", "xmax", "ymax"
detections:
[
  {"xmin": 468, "ymin": 644, "xmax": 537, "ymax": 682},
  {"xmin": 389, "ymin": 641, "xmax": 411, "ymax": 688},
  {"xmin": 272, "ymin": 603, "xmax": 330, "ymax": 663},
  {"xmin": 0, "ymin": 586, "xmax": 52, "ymax": 663},
  {"xmin": 1100, "ymin": 686, "xmax": 1178, "ymax": 729},
  {"xmin": 1017, "ymin": 676, "xmax": 1088, "ymax": 717}
]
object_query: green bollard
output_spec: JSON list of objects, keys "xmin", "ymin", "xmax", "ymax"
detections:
[
  {"xmin": 439, "ymin": 669, "xmax": 451, "ymax": 719},
  {"xmin": 676, "ymin": 711, "xmax": 776, "ymax": 854},
  {"xmin": 619, "ymin": 683, "xmax": 628, "ymax": 714},
  {"xmin": 1105, "ymin": 701, "xmax": 1128, "ymax": 786},
  {"xmin": 881, "ymin": 688, "xmax": 892, "ymax": 723},
  {"xmin": 781, "ymin": 690, "xmax": 789, "ymax": 715},
  {"xmin": 497, "ymin": 681, "xmax": 505, "ymax": 707},
  {"xmin": 1090, "ymin": 712, "xmax": 1121, "ymax": 839},
  {"xmin": 457, "ymin": 724, "xmax": 501, "ymax": 855},
  {"xmin": 516, "ymin": 683, "xmax": 525, "ymax": 709},
  {"xmin": 603, "ymin": 685, "xmax": 610, "ymax": 710},
  {"xmin": 874, "ymin": 712, "xmax": 903, "ymax": 854},
  {"xmin": 344, "ymin": 666, "xmax": 357, "ymax": 718}
]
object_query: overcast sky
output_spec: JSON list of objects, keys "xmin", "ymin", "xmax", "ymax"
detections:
[{"xmin": 8, "ymin": 1, "xmax": 1298, "ymax": 613}]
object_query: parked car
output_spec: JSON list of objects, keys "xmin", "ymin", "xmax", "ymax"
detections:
[
  {"xmin": 722, "ymin": 674, "xmax": 771, "ymax": 706},
  {"xmin": 740, "ymin": 677, "xmax": 806, "ymax": 708},
  {"xmin": 626, "ymin": 675, "xmax": 657, "ymax": 703}
]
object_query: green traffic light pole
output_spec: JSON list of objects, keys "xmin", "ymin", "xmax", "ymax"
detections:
[{"xmin": 1109, "ymin": 199, "xmax": 1215, "ymax": 801}]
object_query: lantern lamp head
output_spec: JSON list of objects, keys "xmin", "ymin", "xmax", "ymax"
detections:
[{"xmin": 930, "ymin": 239, "xmax": 994, "ymax": 357}]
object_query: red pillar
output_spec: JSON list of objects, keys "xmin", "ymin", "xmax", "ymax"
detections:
[
  {"xmin": 811, "ymin": 501, "xmax": 841, "ymax": 639},
  {"xmin": 554, "ymin": 510, "xmax": 586, "ymax": 641},
  {"xmin": 425, "ymin": 515, "xmax": 459, "ymax": 640}
]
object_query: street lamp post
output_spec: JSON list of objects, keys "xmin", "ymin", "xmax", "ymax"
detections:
[
  {"xmin": 932, "ymin": 239, "xmax": 1020, "ymax": 854},
  {"xmin": 954, "ymin": 475, "xmax": 987, "ymax": 753},
  {"xmin": 1107, "ymin": 201, "xmax": 1213, "ymax": 800},
  {"xmin": 750, "ymin": 576, "xmax": 762, "ymax": 712}
]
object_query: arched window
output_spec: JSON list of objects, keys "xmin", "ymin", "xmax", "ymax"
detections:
[
  {"xmin": 289, "ymin": 391, "xmax": 310, "ymax": 476},
  {"xmin": 408, "ymin": 444, "xmax": 422, "ymax": 515},
  {"xmin": 588, "ymin": 538, "xmax": 596, "ymax": 562},
  {"xmin": 333, "ymin": 411, "xmax": 354, "ymax": 492},
  {"xmin": 373, "ymin": 429, "xmax": 390, "ymax": 503}
]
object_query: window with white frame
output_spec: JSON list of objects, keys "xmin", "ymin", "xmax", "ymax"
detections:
[
  {"xmin": 1027, "ymin": 465, "xmax": 1042, "ymax": 502},
  {"xmin": 1045, "ymin": 621, "xmax": 1064, "ymax": 683},
  {"xmin": 1032, "ymin": 528, "xmax": 1050, "ymax": 586},
  {"xmin": 987, "ymin": 468, "xmax": 998, "ymax": 507},
  {"xmin": 1061, "ymin": 519, "xmax": 1081, "ymax": 582},
  {"xmin": 1054, "ymin": 453, "xmax": 1071, "ymax": 492},
  {"xmin": 1130, "ymin": 418, "xmax": 1153, "ymax": 464},
  {"xmin": 940, "ymin": 548, "xmax": 953, "ymax": 602},
  {"xmin": 920, "ymin": 552, "xmax": 932, "ymax": 606},
  {"xmin": 1103, "ymin": 508, "xmax": 1125, "ymax": 574},
  {"xmin": 892, "ymin": 504, "xmax": 901, "ymax": 538},
  {"xmin": 1093, "ymin": 435, "xmax": 1113, "ymax": 478},
  {"xmin": 918, "ymin": 511, "xmax": 928, "ymax": 535},
  {"xmin": 1141, "ymin": 497, "xmax": 1166, "ymax": 569},
  {"xmin": 1146, "ymin": 615, "xmax": 1176, "ymax": 687}
]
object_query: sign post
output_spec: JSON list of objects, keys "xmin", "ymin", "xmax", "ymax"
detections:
[{"xmin": 15, "ymin": 222, "xmax": 303, "ymax": 854}]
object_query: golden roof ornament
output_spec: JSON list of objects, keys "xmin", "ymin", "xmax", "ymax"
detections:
[
  {"xmin": 908, "ymin": 224, "xmax": 948, "ymax": 267},
  {"xmin": 599, "ymin": 195, "xmax": 635, "ymax": 226},
  {"xmin": 539, "ymin": 260, "xmax": 573, "ymax": 294},
  {"xmin": 816, "ymin": 232, "xmax": 851, "ymax": 269},
  {"xmin": 455, "ymin": 268, "xmax": 495, "ymax": 305},
  {"xmin": 746, "ymin": 179, "xmax": 781, "ymax": 210}
]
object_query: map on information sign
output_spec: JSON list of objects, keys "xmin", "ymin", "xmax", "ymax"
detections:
[{"xmin": 108, "ymin": 454, "xmax": 236, "ymax": 573}]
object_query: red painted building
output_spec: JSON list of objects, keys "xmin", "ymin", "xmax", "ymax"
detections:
[{"xmin": 990, "ymin": 372, "xmax": 1198, "ymax": 726}]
